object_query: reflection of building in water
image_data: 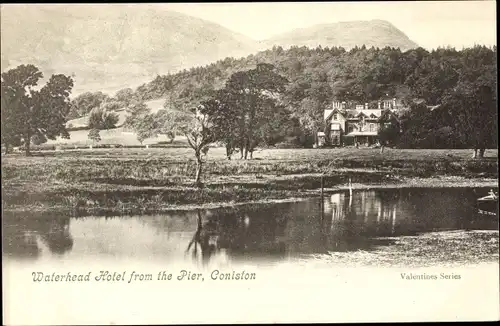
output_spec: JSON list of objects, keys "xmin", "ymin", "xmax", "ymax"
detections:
[{"xmin": 329, "ymin": 193, "xmax": 345, "ymax": 222}]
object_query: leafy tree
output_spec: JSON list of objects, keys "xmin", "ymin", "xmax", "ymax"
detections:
[
  {"xmin": 87, "ymin": 128, "xmax": 101, "ymax": 144},
  {"xmin": 1, "ymin": 81, "xmax": 23, "ymax": 153},
  {"xmin": 88, "ymin": 107, "xmax": 119, "ymax": 130},
  {"xmin": 124, "ymin": 101, "xmax": 151, "ymax": 129},
  {"xmin": 398, "ymin": 102, "xmax": 433, "ymax": 148},
  {"xmin": 198, "ymin": 90, "xmax": 241, "ymax": 159},
  {"xmin": 153, "ymin": 109, "xmax": 182, "ymax": 143},
  {"xmin": 205, "ymin": 63, "xmax": 288, "ymax": 159},
  {"xmin": 114, "ymin": 88, "xmax": 136, "ymax": 107},
  {"xmin": 1, "ymin": 64, "xmax": 74, "ymax": 155},
  {"xmin": 378, "ymin": 109, "xmax": 401, "ymax": 153},
  {"xmin": 69, "ymin": 91, "xmax": 109, "ymax": 119},
  {"xmin": 133, "ymin": 114, "xmax": 158, "ymax": 145},
  {"xmin": 100, "ymin": 99, "xmax": 123, "ymax": 112},
  {"xmin": 442, "ymin": 85, "xmax": 497, "ymax": 158}
]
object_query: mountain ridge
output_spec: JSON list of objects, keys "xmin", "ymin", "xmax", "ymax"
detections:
[
  {"xmin": 1, "ymin": 6, "xmax": 419, "ymax": 95},
  {"xmin": 260, "ymin": 19, "xmax": 419, "ymax": 51}
]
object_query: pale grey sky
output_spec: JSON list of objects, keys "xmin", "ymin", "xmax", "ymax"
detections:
[{"xmin": 160, "ymin": 1, "xmax": 496, "ymax": 50}]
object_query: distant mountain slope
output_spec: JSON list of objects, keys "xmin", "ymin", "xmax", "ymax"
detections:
[
  {"xmin": 260, "ymin": 20, "xmax": 418, "ymax": 51},
  {"xmin": 1, "ymin": 5, "xmax": 259, "ymax": 95},
  {"xmin": 1, "ymin": 5, "xmax": 418, "ymax": 96}
]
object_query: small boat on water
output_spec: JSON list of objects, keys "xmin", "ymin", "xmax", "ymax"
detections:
[{"xmin": 477, "ymin": 190, "xmax": 499, "ymax": 216}]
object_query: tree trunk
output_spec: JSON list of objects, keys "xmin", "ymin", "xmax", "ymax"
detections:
[
  {"xmin": 24, "ymin": 133, "xmax": 31, "ymax": 156},
  {"xmin": 478, "ymin": 148, "xmax": 486, "ymax": 158},
  {"xmin": 195, "ymin": 154, "xmax": 203, "ymax": 187},
  {"xmin": 472, "ymin": 148, "xmax": 478, "ymax": 159},
  {"xmin": 243, "ymin": 147, "xmax": 248, "ymax": 160},
  {"xmin": 4, "ymin": 143, "xmax": 10, "ymax": 154},
  {"xmin": 239, "ymin": 145, "xmax": 244, "ymax": 159},
  {"xmin": 226, "ymin": 145, "xmax": 232, "ymax": 160},
  {"xmin": 249, "ymin": 150, "xmax": 253, "ymax": 159},
  {"xmin": 380, "ymin": 145, "xmax": 385, "ymax": 154}
]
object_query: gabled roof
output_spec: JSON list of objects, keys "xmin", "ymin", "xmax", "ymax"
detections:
[
  {"xmin": 324, "ymin": 108, "xmax": 345, "ymax": 121},
  {"xmin": 345, "ymin": 109, "xmax": 382, "ymax": 118}
]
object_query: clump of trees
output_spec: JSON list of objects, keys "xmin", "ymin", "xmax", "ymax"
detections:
[
  {"xmin": 87, "ymin": 107, "xmax": 119, "ymax": 130},
  {"xmin": 377, "ymin": 109, "xmax": 401, "ymax": 153},
  {"xmin": 68, "ymin": 91, "xmax": 109, "ymax": 120},
  {"xmin": 129, "ymin": 64, "xmax": 290, "ymax": 185},
  {"xmin": 1, "ymin": 64, "xmax": 74, "ymax": 155},
  {"xmin": 114, "ymin": 44, "xmax": 496, "ymax": 156},
  {"xmin": 200, "ymin": 63, "xmax": 291, "ymax": 160},
  {"xmin": 4, "ymin": 44, "xmax": 495, "ymax": 160},
  {"xmin": 68, "ymin": 88, "xmax": 137, "ymax": 120}
]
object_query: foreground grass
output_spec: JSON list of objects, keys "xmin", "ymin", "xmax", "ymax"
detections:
[
  {"xmin": 300, "ymin": 230, "xmax": 499, "ymax": 267},
  {"xmin": 2, "ymin": 147, "xmax": 498, "ymax": 214}
]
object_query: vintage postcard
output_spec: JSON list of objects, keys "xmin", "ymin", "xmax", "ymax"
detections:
[{"xmin": 1, "ymin": 2, "xmax": 499, "ymax": 325}]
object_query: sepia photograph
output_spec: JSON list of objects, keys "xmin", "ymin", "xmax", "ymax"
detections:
[{"xmin": 1, "ymin": 1, "xmax": 499, "ymax": 324}]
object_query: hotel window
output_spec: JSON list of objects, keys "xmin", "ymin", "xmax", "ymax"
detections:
[
  {"xmin": 348, "ymin": 125, "xmax": 354, "ymax": 133},
  {"xmin": 369, "ymin": 123, "xmax": 374, "ymax": 132},
  {"xmin": 333, "ymin": 113, "xmax": 338, "ymax": 120}
]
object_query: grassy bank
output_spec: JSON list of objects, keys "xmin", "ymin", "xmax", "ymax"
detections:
[{"xmin": 2, "ymin": 147, "xmax": 498, "ymax": 215}]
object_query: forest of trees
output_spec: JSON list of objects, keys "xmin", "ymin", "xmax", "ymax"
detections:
[
  {"xmin": 2, "ymin": 45, "xmax": 497, "ymax": 158},
  {"xmin": 121, "ymin": 45, "xmax": 497, "ymax": 151}
]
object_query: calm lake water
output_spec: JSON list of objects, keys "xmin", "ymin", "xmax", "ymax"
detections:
[{"xmin": 3, "ymin": 187, "xmax": 498, "ymax": 266}]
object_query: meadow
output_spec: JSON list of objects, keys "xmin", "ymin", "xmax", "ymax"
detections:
[{"xmin": 2, "ymin": 146, "xmax": 498, "ymax": 215}]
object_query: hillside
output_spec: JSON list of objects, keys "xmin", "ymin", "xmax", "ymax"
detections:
[
  {"xmin": 65, "ymin": 98, "xmax": 166, "ymax": 129},
  {"xmin": 1, "ymin": 5, "xmax": 259, "ymax": 95},
  {"xmin": 1, "ymin": 6, "xmax": 421, "ymax": 96},
  {"xmin": 260, "ymin": 20, "xmax": 419, "ymax": 51},
  {"xmin": 50, "ymin": 97, "xmax": 182, "ymax": 147}
]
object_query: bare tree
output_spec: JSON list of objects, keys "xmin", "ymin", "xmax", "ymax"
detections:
[{"xmin": 158, "ymin": 108, "xmax": 214, "ymax": 186}]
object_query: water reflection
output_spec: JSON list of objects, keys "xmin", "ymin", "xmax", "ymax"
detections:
[
  {"xmin": 2, "ymin": 187, "xmax": 498, "ymax": 265},
  {"xmin": 185, "ymin": 207, "xmax": 288, "ymax": 265},
  {"xmin": 2, "ymin": 214, "xmax": 73, "ymax": 260}
]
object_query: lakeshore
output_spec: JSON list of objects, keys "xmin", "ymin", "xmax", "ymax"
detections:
[{"xmin": 2, "ymin": 147, "xmax": 498, "ymax": 215}]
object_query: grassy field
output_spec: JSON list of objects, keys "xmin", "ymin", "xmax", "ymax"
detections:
[
  {"xmin": 2, "ymin": 147, "xmax": 498, "ymax": 215},
  {"xmin": 55, "ymin": 98, "xmax": 175, "ymax": 147}
]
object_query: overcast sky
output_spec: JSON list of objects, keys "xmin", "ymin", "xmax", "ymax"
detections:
[{"xmin": 160, "ymin": 1, "xmax": 496, "ymax": 50}]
